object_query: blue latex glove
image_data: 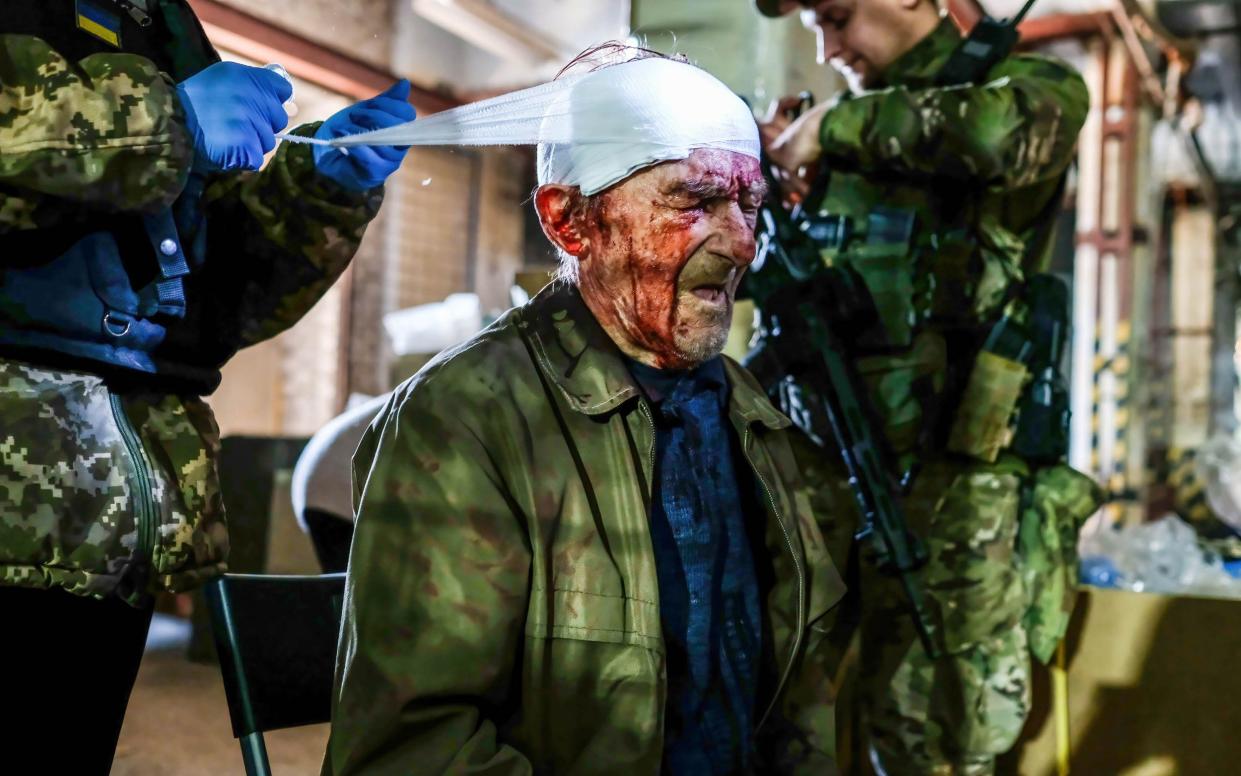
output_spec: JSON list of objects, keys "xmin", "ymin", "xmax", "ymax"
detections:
[
  {"xmin": 176, "ymin": 62, "xmax": 292, "ymax": 173},
  {"xmin": 313, "ymin": 80, "xmax": 416, "ymax": 192}
]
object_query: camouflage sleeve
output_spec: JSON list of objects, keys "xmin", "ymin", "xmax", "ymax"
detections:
[
  {"xmin": 325, "ymin": 383, "xmax": 534, "ymax": 776},
  {"xmin": 0, "ymin": 34, "xmax": 192, "ymax": 233},
  {"xmin": 819, "ymin": 55, "xmax": 1089, "ymax": 189},
  {"xmin": 197, "ymin": 123, "xmax": 381, "ymax": 350}
]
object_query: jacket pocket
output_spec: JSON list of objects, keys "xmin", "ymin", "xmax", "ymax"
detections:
[
  {"xmin": 0, "ymin": 359, "xmax": 137, "ymax": 595},
  {"xmin": 0, "ymin": 234, "xmax": 107, "ymax": 335},
  {"xmin": 527, "ymin": 586, "xmax": 663, "ymax": 652},
  {"xmin": 134, "ymin": 395, "xmax": 227, "ymax": 580}
]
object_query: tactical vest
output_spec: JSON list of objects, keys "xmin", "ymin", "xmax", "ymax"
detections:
[
  {"xmin": 755, "ymin": 143, "xmax": 1068, "ymax": 469},
  {"xmin": 0, "ymin": 0, "xmax": 224, "ymax": 392}
]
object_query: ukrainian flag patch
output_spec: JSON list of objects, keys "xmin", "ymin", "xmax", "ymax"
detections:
[{"xmin": 76, "ymin": 0, "xmax": 122, "ymax": 47}]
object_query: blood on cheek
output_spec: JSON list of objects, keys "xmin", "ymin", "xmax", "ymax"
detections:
[
  {"xmin": 631, "ymin": 209, "xmax": 703, "ymax": 346},
  {"xmin": 581, "ymin": 195, "xmax": 703, "ymax": 364}
]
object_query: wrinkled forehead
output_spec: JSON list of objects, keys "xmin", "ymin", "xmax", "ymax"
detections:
[{"xmin": 613, "ymin": 148, "xmax": 767, "ymax": 199}]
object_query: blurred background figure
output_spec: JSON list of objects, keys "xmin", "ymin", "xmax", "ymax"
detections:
[{"xmin": 292, "ymin": 394, "xmax": 389, "ymax": 573}]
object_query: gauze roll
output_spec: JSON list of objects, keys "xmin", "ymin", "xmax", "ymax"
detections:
[{"xmin": 283, "ymin": 56, "xmax": 759, "ymax": 194}]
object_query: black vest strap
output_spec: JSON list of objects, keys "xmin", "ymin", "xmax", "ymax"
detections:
[{"xmin": 140, "ymin": 210, "xmax": 190, "ymax": 317}]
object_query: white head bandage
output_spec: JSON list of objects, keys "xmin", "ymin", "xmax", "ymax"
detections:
[
  {"xmin": 534, "ymin": 57, "xmax": 760, "ymax": 194},
  {"xmin": 287, "ymin": 56, "xmax": 759, "ymax": 195}
]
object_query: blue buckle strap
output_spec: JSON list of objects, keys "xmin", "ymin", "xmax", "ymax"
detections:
[{"xmin": 142, "ymin": 210, "xmax": 190, "ymax": 318}]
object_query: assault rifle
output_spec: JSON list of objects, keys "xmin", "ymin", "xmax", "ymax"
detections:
[{"xmin": 745, "ymin": 166, "xmax": 940, "ymax": 659}]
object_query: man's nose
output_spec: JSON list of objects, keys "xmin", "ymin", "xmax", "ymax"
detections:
[{"xmin": 716, "ymin": 202, "xmax": 757, "ymax": 265}]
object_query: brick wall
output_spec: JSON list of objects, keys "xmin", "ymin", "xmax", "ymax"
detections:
[
  {"xmin": 208, "ymin": 11, "xmax": 535, "ymax": 434},
  {"xmin": 392, "ymin": 149, "xmax": 478, "ymax": 310},
  {"xmin": 344, "ymin": 146, "xmax": 534, "ymax": 399},
  {"xmin": 345, "ymin": 213, "xmax": 392, "ymax": 398},
  {"xmin": 474, "ymin": 150, "xmax": 532, "ymax": 315}
]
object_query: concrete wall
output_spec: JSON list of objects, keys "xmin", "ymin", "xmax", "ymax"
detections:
[
  {"xmin": 393, "ymin": 0, "xmax": 630, "ymax": 92},
  {"xmin": 214, "ymin": 0, "xmax": 397, "ymax": 69},
  {"xmin": 632, "ymin": 0, "xmax": 840, "ymax": 109}
]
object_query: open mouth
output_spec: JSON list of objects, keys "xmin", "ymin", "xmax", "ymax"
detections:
[{"xmin": 691, "ymin": 283, "xmax": 729, "ymax": 306}]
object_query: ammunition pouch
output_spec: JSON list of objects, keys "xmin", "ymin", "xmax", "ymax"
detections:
[
  {"xmin": 947, "ymin": 351, "xmax": 1029, "ymax": 463},
  {"xmin": 1017, "ymin": 464, "xmax": 1105, "ymax": 663},
  {"xmin": 854, "ymin": 331, "xmax": 947, "ymax": 457},
  {"xmin": 948, "ymin": 273, "xmax": 1074, "ymax": 464}
]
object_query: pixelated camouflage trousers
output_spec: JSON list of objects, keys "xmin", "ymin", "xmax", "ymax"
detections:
[
  {"xmin": 800, "ymin": 444, "xmax": 1100, "ymax": 776},
  {"xmin": 0, "ymin": 358, "xmax": 228, "ymax": 599}
]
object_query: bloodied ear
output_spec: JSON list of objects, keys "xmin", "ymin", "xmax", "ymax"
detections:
[{"xmin": 534, "ymin": 184, "xmax": 591, "ymax": 259}]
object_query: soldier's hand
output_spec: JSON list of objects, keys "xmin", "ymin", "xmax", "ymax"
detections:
[
  {"xmin": 176, "ymin": 62, "xmax": 293, "ymax": 173},
  {"xmin": 767, "ymin": 100, "xmax": 833, "ymax": 198},
  {"xmin": 313, "ymin": 80, "xmax": 416, "ymax": 192},
  {"xmin": 758, "ymin": 95, "xmax": 810, "ymax": 151}
]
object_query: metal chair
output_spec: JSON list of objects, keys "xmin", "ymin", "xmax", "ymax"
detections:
[{"xmin": 203, "ymin": 572, "xmax": 346, "ymax": 776}]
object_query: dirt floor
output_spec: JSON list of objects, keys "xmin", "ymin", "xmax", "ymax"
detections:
[{"xmin": 113, "ymin": 614, "xmax": 329, "ymax": 775}]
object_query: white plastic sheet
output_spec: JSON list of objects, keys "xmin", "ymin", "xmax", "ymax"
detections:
[
  {"xmin": 1196, "ymin": 432, "xmax": 1241, "ymax": 533},
  {"xmin": 1080, "ymin": 515, "xmax": 1241, "ymax": 598},
  {"xmin": 382, "ymin": 293, "xmax": 482, "ymax": 356}
]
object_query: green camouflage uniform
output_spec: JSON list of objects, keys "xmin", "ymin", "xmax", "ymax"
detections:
[
  {"xmin": 778, "ymin": 20, "xmax": 1102, "ymax": 774},
  {"xmin": 0, "ymin": 20, "xmax": 381, "ymax": 600},
  {"xmin": 325, "ymin": 283, "xmax": 847, "ymax": 775}
]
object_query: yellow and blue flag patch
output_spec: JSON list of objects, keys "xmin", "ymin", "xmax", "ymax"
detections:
[{"xmin": 76, "ymin": 0, "xmax": 122, "ymax": 47}]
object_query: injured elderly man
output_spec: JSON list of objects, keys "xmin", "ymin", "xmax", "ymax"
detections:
[{"xmin": 323, "ymin": 48, "xmax": 845, "ymax": 776}]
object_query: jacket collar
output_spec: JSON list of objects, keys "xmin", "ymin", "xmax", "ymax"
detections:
[
  {"xmin": 873, "ymin": 17, "xmax": 961, "ymax": 90},
  {"xmin": 722, "ymin": 358, "xmax": 792, "ymax": 432},
  {"xmin": 517, "ymin": 283, "xmax": 790, "ymax": 431}
]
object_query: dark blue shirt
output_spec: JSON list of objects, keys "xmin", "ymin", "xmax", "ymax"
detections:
[{"xmin": 628, "ymin": 357, "xmax": 764, "ymax": 776}]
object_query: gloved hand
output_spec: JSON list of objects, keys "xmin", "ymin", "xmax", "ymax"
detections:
[
  {"xmin": 176, "ymin": 61, "xmax": 293, "ymax": 173},
  {"xmin": 313, "ymin": 80, "xmax": 416, "ymax": 192}
]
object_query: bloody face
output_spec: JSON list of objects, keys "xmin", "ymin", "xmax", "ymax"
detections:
[
  {"xmin": 798, "ymin": 0, "xmax": 939, "ymax": 90},
  {"xmin": 572, "ymin": 148, "xmax": 766, "ymax": 371}
]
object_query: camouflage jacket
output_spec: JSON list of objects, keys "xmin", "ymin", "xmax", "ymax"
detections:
[
  {"xmin": 325, "ymin": 284, "xmax": 847, "ymax": 776},
  {"xmin": 802, "ymin": 18, "xmax": 1089, "ymax": 455},
  {"xmin": 0, "ymin": 14, "xmax": 380, "ymax": 598}
]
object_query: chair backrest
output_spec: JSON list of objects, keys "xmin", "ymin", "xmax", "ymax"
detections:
[
  {"xmin": 204, "ymin": 572, "xmax": 346, "ymax": 737},
  {"xmin": 218, "ymin": 436, "xmax": 311, "ymax": 574}
]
